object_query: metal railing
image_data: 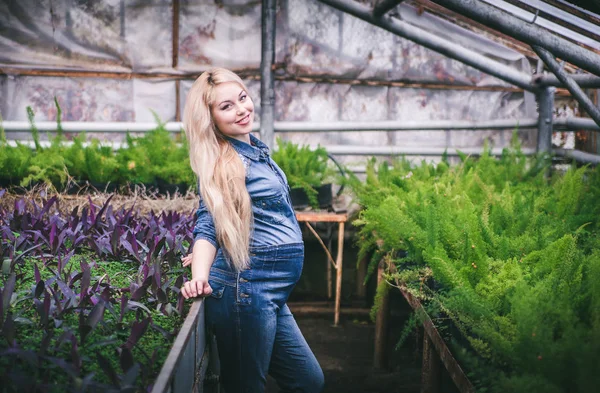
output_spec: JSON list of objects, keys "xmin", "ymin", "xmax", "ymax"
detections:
[
  {"xmin": 151, "ymin": 299, "xmax": 214, "ymax": 393},
  {"xmin": 4, "ymin": 117, "xmax": 600, "ymax": 162}
]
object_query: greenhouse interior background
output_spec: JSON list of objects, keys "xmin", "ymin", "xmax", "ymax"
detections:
[{"xmin": 1, "ymin": 0, "xmax": 600, "ymax": 392}]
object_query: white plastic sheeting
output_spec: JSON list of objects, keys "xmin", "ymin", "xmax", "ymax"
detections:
[
  {"xmin": 1, "ymin": 0, "xmax": 535, "ymax": 154},
  {"xmin": 0, "ymin": 0, "xmax": 173, "ymax": 72}
]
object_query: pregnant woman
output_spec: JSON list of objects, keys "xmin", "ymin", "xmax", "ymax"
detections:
[{"xmin": 180, "ymin": 68, "xmax": 324, "ymax": 393}]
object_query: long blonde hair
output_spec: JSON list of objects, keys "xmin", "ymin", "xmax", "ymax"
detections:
[{"xmin": 183, "ymin": 68, "xmax": 253, "ymax": 271}]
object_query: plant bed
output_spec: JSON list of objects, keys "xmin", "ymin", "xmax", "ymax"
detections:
[
  {"xmin": 0, "ymin": 103, "xmax": 196, "ymax": 195},
  {"xmin": 0, "ymin": 190, "xmax": 198, "ymax": 392},
  {"xmin": 351, "ymin": 138, "xmax": 600, "ymax": 393}
]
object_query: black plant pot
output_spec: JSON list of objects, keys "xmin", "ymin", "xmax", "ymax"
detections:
[
  {"xmin": 290, "ymin": 187, "xmax": 311, "ymax": 209},
  {"xmin": 317, "ymin": 183, "xmax": 333, "ymax": 209},
  {"xmin": 289, "ymin": 183, "xmax": 333, "ymax": 210}
]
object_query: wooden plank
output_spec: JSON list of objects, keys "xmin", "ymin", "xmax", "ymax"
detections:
[
  {"xmin": 356, "ymin": 254, "xmax": 369, "ymax": 300},
  {"xmin": 421, "ymin": 334, "xmax": 442, "ymax": 393},
  {"xmin": 334, "ymin": 221, "xmax": 345, "ymax": 326},
  {"xmin": 295, "ymin": 211, "xmax": 348, "ymax": 222},
  {"xmin": 373, "ymin": 260, "xmax": 391, "ymax": 369},
  {"xmin": 398, "ymin": 286, "xmax": 475, "ymax": 393}
]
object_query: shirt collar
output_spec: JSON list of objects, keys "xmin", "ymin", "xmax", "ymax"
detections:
[{"xmin": 227, "ymin": 134, "xmax": 270, "ymax": 161}]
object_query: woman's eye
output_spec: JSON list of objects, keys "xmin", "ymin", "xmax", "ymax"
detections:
[
  {"xmin": 240, "ymin": 94, "xmax": 247, "ymax": 101},
  {"xmin": 221, "ymin": 104, "xmax": 231, "ymax": 110}
]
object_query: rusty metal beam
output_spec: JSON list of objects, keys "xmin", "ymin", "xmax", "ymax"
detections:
[
  {"xmin": 533, "ymin": 46, "xmax": 600, "ymax": 128},
  {"xmin": 0, "ymin": 67, "xmax": 529, "ymax": 92},
  {"xmin": 172, "ymin": 0, "xmax": 179, "ymax": 69}
]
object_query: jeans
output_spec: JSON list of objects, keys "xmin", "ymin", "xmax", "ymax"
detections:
[{"xmin": 205, "ymin": 243, "xmax": 325, "ymax": 393}]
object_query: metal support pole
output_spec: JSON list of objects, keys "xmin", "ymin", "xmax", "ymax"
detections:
[
  {"xmin": 534, "ymin": 46, "xmax": 600, "ymax": 129},
  {"xmin": 260, "ymin": 0, "xmax": 276, "ymax": 149},
  {"xmin": 316, "ymin": 0, "xmax": 536, "ymax": 92},
  {"xmin": 536, "ymin": 85, "xmax": 555, "ymax": 154},
  {"xmin": 432, "ymin": 0, "xmax": 600, "ymax": 76},
  {"xmin": 373, "ymin": 0, "xmax": 404, "ymax": 18}
]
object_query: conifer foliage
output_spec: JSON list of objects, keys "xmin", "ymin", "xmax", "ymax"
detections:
[{"xmin": 350, "ymin": 137, "xmax": 600, "ymax": 392}]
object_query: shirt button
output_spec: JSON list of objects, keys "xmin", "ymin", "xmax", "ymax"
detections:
[
  {"xmin": 240, "ymin": 293, "xmax": 250, "ymax": 298},
  {"xmin": 239, "ymin": 278, "xmax": 248, "ymax": 283}
]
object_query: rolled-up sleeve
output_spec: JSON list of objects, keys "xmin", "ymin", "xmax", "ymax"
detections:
[{"xmin": 192, "ymin": 196, "xmax": 219, "ymax": 250}]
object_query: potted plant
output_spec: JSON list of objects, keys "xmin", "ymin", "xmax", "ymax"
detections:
[{"xmin": 271, "ymin": 138, "xmax": 338, "ymax": 209}]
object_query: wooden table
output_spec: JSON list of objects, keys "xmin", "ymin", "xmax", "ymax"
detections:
[{"xmin": 295, "ymin": 211, "xmax": 348, "ymax": 326}]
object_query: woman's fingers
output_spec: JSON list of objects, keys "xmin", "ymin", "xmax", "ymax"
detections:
[
  {"xmin": 181, "ymin": 283, "xmax": 189, "ymax": 299},
  {"xmin": 181, "ymin": 280, "xmax": 212, "ymax": 299},
  {"xmin": 202, "ymin": 282, "xmax": 213, "ymax": 297},
  {"xmin": 181, "ymin": 254, "xmax": 192, "ymax": 267}
]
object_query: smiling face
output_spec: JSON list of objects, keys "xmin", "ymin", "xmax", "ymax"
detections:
[{"xmin": 211, "ymin": 82, "xmax": 254, "ymax": 144}]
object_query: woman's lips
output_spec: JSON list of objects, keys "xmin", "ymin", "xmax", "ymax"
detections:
[{"xmin": 236, "ymin": 114, "xmax": 250, "ymax": 125}]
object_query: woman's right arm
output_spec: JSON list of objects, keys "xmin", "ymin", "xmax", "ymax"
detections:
[
  {"xmin": 181, "ymin": 239, "xmax": 216, "ymax": 298},
  {"xmin": 181, "ymin": 196, "xmax": 219, "ymax": 299}
]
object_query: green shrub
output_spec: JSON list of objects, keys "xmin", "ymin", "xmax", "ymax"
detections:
[{"xmin": 271, "ymin": 137, "xmax": 336, "ymax": 207}]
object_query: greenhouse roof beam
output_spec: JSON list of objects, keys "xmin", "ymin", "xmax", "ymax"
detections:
[
  {"xmin": 316, "ymin": 0, "xmax": 537, "ymax": 92},
  {"xmin": 534, "ymin": 45, "xmax": 600, "ymax": 129},
  {"xmin": 373, "ymin": 0, "xmax": 404, "ymax": 19},
  {"xmin": 431, "ymin": 0, "xmax": 600, "ymax": 76}
]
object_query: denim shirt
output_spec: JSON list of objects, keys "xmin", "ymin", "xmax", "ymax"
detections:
[{"xmin": 192, "ymin": 134, "xmax": 303, "ymax": 251}]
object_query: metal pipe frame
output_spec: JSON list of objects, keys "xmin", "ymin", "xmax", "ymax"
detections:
[
  {"xmin": 533, "ymin": 73, "xmax": 600, "ymax": 89},
  {"xmin": 373, "ymin": 0, "xmax": 404, "ymax": 18},
  {"xmin": 5, "ymin": 117, "xmax": 599, "ymax": 134},
  {"xmin": 260, "ymin": 0, "xmax": 277, "ymax": 149},
  {"xmin": 316, "ymin": 0, "xmax": 537, "ymax": 92},
  {"xmin": 533, "ymin": 46, "xmax": 600, "ymax": 129},
  {"xmin": 4, "ymin": 140, "xmax": 538, "ymax": 157},
  {"xmin": 554, "ymin": 148, "xmax": 600, "ymax": 164},
  {"xmin": 1, "ymin": 119, "xmax": 537, "ymax": 133},
  {"xmin": 275, "ymin": 118, "xmax": 537, "ymax": 131},
  {"xmin": 432, "ymin": 0, "xmax": 600, "ymax": 76},
  {"xmin": 554, "ymin": 117, "xmax": 600, "ymax": 131},
  {"xmin": 536, "ymin": 86, "xmax": 555, "ymax": 154}
]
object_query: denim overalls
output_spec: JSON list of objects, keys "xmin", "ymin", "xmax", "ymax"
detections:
[{"xmin": 192, "ymin": 135, "xmax": 324, "ymax": 393}]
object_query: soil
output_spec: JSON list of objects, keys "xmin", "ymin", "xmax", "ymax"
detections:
[{"xmin": 266, "ymin": 308, "xmax": 422, "ymax": 393}]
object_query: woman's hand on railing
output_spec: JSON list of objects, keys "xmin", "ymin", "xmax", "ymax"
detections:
[
  {"xmin": 181, "ymin": 253, "xmax": 213, "ymax": 299},
  {"xmin": 181, "ymin": 276, "xmax": 213, "ymax": 299}
]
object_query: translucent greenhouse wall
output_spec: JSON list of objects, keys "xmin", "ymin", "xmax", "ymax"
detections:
[{"xmin": 0, "ymin": 0, "xmax": 537, "ymax": 161}]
